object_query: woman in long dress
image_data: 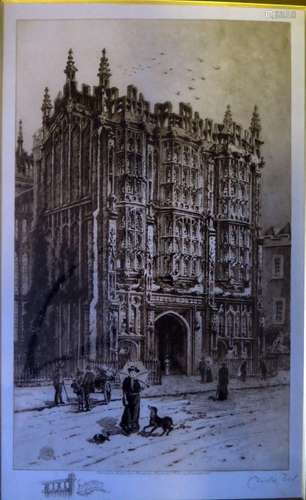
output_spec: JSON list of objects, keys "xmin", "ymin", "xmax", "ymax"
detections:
[
  {"xmin": 120, "ymin": 366, "xmax": 142, "ymax": 435},
  {"xmin": 217, "ymin": 363, "xmax": 229, "ymax": 401}
]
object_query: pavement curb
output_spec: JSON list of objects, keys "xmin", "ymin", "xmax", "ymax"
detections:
[{"xmin": 14, "ymin": 380, "xmax": 289, "ymax": 414}]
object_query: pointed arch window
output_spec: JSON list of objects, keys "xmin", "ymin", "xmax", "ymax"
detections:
[
  {"xmin": 242, "ymin": 314, "xmax": 248, "ymax": 337},
  {"xmin": 63, "ymin": 127, "xmax": 69, "ymax": 204},
  {"xmin": 14, "ymin": 253, "xmax": 19, "ymax": 292},
  {"xmin": 45, "ymin": 147, "xmax": 52, "ymax": 209},
  {"xmin": 71, "ymin": 126, "xmax": 80, "ymax": 200},
  {"xmin": 21, "ymin": 252, "xmax": 29, "ymax": 294},
  {"xmin": 127, "ymin": 209, "xmax": 143, "ymax": 271},
  {"xmin": 183, "ymin": 256, "xmax": 189, "ymax": 276},
  {"xmin": 227, "ymin": 312, "xmax": 234, "ymax": 339},
  {"xmin": 81, "ymin": 123, "xmax": 90, "ymax": 197},
  {"xmin": 219, "ymin": 312, "xmax": 225, "ymax": 337},
  {"xmin": 54, "ymin": 133, "xmax": 61, "ymax": 206},
  {"xmin": 147, "ymin": 152, "xmax": 153, "ymax": 178},
  {"xmin": 234, "ymin": 313, "xmax": 240, "ymax": 337},
  {"xmin": 192, "ymin": 258, "xmax": 197, "ymax": 275}
]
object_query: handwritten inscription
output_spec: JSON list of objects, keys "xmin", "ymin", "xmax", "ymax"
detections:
[
  {"xmin": 77, "ymin": 480, "xmax": 108, "ymax": 496},
  {"xmin": 248, "ymin": 473, "xmax": 298, "ymax": 490}
]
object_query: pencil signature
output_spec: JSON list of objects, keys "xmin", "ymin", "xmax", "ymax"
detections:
[
  {"xmin": 77, "ymin": 480, "xmax": 108, "ymax": 496},
  {"xmin": 247, "ymin": 473, "xmax": 298, "ymax": 490}
]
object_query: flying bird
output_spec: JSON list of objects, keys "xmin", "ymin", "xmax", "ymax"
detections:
[
  {"xmin": 213, "ymin": 65, "xmax": 221, "ymax": 70},
  {"xmin": 188, "ymin": 86, "xmax": 195, "ymax": 90},
  {"xmin": 187, "ymin": 68, "xmax": 192, "ymax": 72},
  {"xmin": 195, "ymin": 97, "xmax": 200, "ymax": 100},
  {"xmin": 160, "ymin": 52, "xmax": 165, "ymax": 55},
  {"xmin": 169, "ymin": 67, "xmax": 173, "ymax": 71},
  {"xmin": 200, "ymin": 76, "xmax": 206, "ymax": 80},
  {"xmin": 176, "ymin": 91, "xmax": 181, "ymax": 95},
  {"xmin": 163, "ymin": 71, "xmax": 168, "ymax": 75},
  {"xmin": 191, "ymin": 78, "xmax": 195, "ymax": 81},
  {"xmin": 198, "ymin": 58, "xmax": 204, "ymax": 62}
]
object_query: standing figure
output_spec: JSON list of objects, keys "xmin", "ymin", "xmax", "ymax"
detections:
[
  {"xmin": 205, "ymin": 356, "xmax": 213, "ymax": 383},
  {"xmin": 71, "ymin": 369, "xmax": 85, "ymax": 412},
  {"xmin": 53, "ymin": 366, "xmax": 64, "ymax": 406},
  {"xmin": 95, "ymin": 367, "xmax": 107, "ymax": 391},
  {"xmin": 82, "ymin": 365, "xmax": 95, "ymax": 412},
  {"xmin": 199, "ymin": 357, "xmax": 206, "ymax": 383},
  {"xmin": 75, "ymin": 368, "xmax": 84, "ymax": 386},
  {"xmin": 206, "ymin": 365, "xmax": 213, "ymax": 383},
  {"xmin": 240, "ymin": 360, "xmax": 247, "ymax": 383},
  {"xmin": 120, "ymin": 366, "xmax": 142, "ymax": 435},
  {"xmin": 260, "ymin": 359, "xmax": 267, "ymax": 380},
  {"xmin": 217, "ymin": 362, "xmax": 229, "ymax": 401},
  {"xmin": 164, "ymin": 355, "xmax": 171, "ymax": 376}
]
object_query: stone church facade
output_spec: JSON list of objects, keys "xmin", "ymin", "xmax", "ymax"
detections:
[
  {"xmin": 15, "ymin": 121, "xmax": 34, "ymax": 377},
  {"xmin": 17, "ymin": 49, "xmax": 264, "ymax": 378}
]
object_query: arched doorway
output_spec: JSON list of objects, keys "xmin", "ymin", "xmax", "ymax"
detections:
[{"xmin": 155, "ymin": 313, "xmax": 188, "ymax": 375}]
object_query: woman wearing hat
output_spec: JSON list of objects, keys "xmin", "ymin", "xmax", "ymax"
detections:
[{"xmin": 120, "ymin": 366, "xmax": 142, "ymax": 435}]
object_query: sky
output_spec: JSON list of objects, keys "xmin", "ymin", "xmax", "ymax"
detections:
[{"xmin": 16, "ymin": 19, "xmax": 291, "ymax": 230}]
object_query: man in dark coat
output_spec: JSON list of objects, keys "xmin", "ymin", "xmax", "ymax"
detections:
[
  {"xmin": 53, "ymin": 367, "xmax": 64, "ymax": 405},
  {"xmin": 82, "ymin": 365, "xmax": 95, "ymax": 412},
  {"xmin": 240, "ymin": 360, "xmax": 247, "ymax": 383},
  {"xmin": 206, "ymin": 365, "xmax": 213, "ymax": 383},
  {"xmin": 199, "ymin": 357, "xmax": 206, "ymax": 383},
  {"xmin": 260, "ymin": 359, "xmax": 268, "ymax": 380},
  {"xmin": 217, "ymin": 362, "xmax": 229, "ymax": 401},
  {"xmin": 120, "ymin": 366, "xmax": 142, "ymax": 435}
]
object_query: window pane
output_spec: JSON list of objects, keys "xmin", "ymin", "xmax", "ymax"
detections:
[{"xmin": 274, "ymin": 300, "xmax": 284, "ymax": 322}]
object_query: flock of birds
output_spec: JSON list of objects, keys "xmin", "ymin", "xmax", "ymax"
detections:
[{"xmin": 119, "ymin": 52, "xmax": 222, "ymax": 104}]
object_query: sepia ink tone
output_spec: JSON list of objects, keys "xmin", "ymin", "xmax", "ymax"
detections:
[{"xmin": 14, "ymin": 19, "xmax": 291, "ymax": 472}]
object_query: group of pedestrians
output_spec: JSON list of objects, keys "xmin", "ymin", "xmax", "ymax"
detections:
[
  {"xmin": 198, "ymin": 357, "xmax": 213, "ymax": 383},
  {"xmin": 199, "ymin": 357, "xmax": 229, "ymax": 400},
  {"xmin": 52, "ymin": 357, "xmax": 269, "ymax": 431},
  {"xmin": 52, "ymin": 364, "xmax": 95, "ymax": 411},
  {"xmin": 199, "ymin": 357, "xmax": 269, "ymax": 401}
]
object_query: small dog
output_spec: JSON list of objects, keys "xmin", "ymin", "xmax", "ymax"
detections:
[
  {"xmin": 142, "ymin": 405, "xmax": 174, "ymax": 436},
  {"xmin": 92, "ymin": 433, "xmax": 110, "ymax": 444}
]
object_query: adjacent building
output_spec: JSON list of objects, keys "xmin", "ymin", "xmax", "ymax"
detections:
[
  {"xmin": 15, "ymin": 49, "xmax": 265, "ymax": 379},
  {"xmin": 262, "ymin": 223, "xmax": 291, "ymax": 357}
]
